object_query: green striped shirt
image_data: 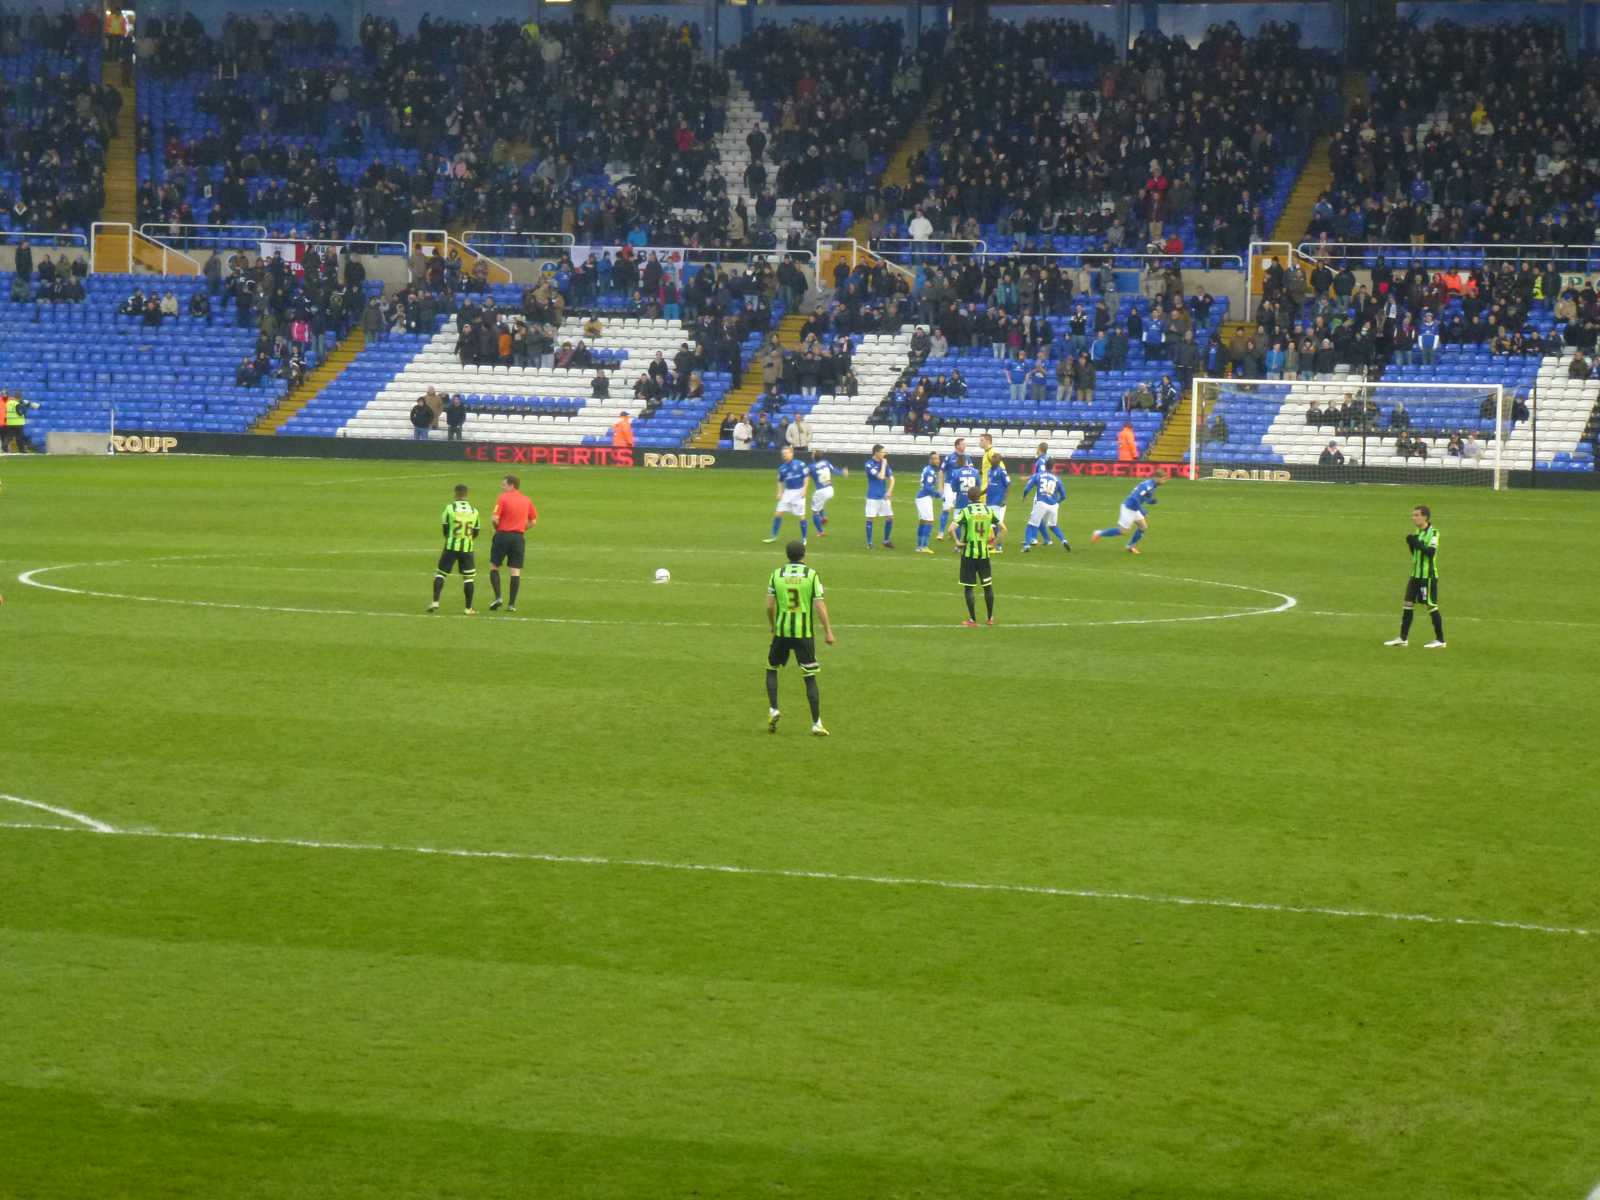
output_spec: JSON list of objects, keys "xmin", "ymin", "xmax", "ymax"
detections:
[
  {"xmin": 1410, "ymin": 525, "xmax": 1439, "ymax": 580},
  {"xmin": 954, "ymin": 502, "xmax": 997, "ymax": 560},
  {"xmin": 768, "ymin": 563, "xmax": 824, "ymax": 638},
  {"xmin": 441, "ymin": 500, "xmax": 481, "ymax": 552}
]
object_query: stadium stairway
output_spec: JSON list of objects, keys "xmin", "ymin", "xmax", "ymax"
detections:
[
  {"xmin": 1146, "ymin": 387, "xmax": 1200, "ymax": 463},
  {"xmin": 252, "ymin": 328, "xmax": 367, "ymax": 435},
  {"xmin": 829, "ymin": 108, "xmax": 934, "ymax": 281},
  {"xmin": 1268, "ymin": 70, "xmax": 1365, "ymax": 247},
  {"xmin": 689, "ymin": 311, "xmax": 807, "ymax": 449},
  {"xmin": 99, "ymin": 62, "xmax": 137, "ymax": 226}
]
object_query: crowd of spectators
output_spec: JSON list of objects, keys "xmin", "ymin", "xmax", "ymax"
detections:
[
  {"xmin": 0, "ymin": 6, "xmax": 116, "ymax": 233},
  {"xmin": 8, "ymin": 239, "xmax": 88, "ymax": 301},
  {"xmin": 1316, "ymin": 19, "xmax": 1600, "ymax": 253},
  {"xmin": 886, "ymin": 21, "xmax": 1337, "ymax": 255}
]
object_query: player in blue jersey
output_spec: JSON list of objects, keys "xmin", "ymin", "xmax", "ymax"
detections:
[
  {"xmin": 1032, "ymin": 441, "xmax": 1052, "ymax": 478},
  {"xmin": 864, "ymin": 444, "xmax": 895, "ymax": 549},
  {"xmin": 1092, "ymin": 476, "xmax": 1162, "ymax": 554},
  {"xmin": 937, "ymin": 437, "xmax": 968, "ymax": 539},
  {"xmin": 808, "ymin": 449, "xmax": 844, "ymax": 538},
  {"xmin": 1021, "ymin": 464, "xmax": 1071, "ymax": 551},
  {"xmin": 985, "ymin": 457, "xmax": 1011, "ymax": 552},
  {"xmin": 763, "ymin": 446, "xmax": 811, "ymax": 544},
  {"xmin": 948, "ymin": 460, "xmax": 982, "ymax": 515},
  {"xmin": 914, "ymin": 451, "xmax": 942, "ymax": 552}
]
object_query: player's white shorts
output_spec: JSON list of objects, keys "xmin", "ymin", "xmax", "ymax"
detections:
[
  {"xmin": 810, "ymin": 485, "xmax": 834, "ymax": 514},
  {"xmin": 776, "ymin": 488, "xmax": 807, "ymax": 517},
  {"xmin": 1028, "ymin": 500, "xmax": 1060, "ymax": 527},
  {"xmin": 915, "ymin": 495, "xmax": 936, "ymax": 522},
  {"xmin": 864, "ymin": 497, "xmax": 894, "ymax": 518},
  {"xmin": 1117, "ymin": 504, "xmax": 1144, "ymax": 530},
  {"xmin": 941, "ymin": 485, "xmax": 957, "ymax": 509},
  {"xmin": 990, "ymin": 504, "xmax": 1006, "ymax": 528}
]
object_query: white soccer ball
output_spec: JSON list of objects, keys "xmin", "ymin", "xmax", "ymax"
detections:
[{"xmin": 654, "ymin": 568, "xmax": 671, "ymax": 584}]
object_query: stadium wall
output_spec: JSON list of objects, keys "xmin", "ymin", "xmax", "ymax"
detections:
[{"xmin": 84, "ymin": 432, "xmax": 1598, "ymax": 488}]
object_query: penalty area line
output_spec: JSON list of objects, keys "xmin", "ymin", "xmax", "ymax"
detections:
[{"xmin": 0, "ymin": 819, "xmax": 1591, "ymax": 940}]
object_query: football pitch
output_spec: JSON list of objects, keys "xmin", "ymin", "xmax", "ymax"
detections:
[{"xmin": 4, "ymin": 455, "xmax": 1598, "ymax": 1200}]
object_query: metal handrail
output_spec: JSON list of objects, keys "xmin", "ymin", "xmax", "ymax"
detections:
[
  {"xmin": 409, "ymin": 227, "xmax": 514, "ymax": 284},
  {"xmin": 1295, "ymin": 241, "xmax": 1600, "ymax": 270},
  {"xmin": 0, "ymin": 230, "xmax": 89, "ymax": 247},
  {"xmin": 140, "ymin": 222, "xmax": 269, "ymax": 245},
  {"xmin": 872, "ymin": 237, "xmax": 989, "ymax": 257},
  {"xmin": 460, "ymin": 229, "xmax": 576, "ymax": 258}
]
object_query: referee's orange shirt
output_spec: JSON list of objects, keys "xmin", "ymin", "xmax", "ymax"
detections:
[{"xmin": 493, "ymin": 491, "xmax": 538, "ymax": 532}]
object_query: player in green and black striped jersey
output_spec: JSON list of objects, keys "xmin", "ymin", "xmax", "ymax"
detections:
[
  {"xmin": 765, "ymin": 540, "xmax": 836, "ymax": 736},
  {"xmin": 1385, "ymin": 504, "xmax": 1445, "ymax": 648},
  {"xmin": 429, "ymin": 484, "xmax": 481, "ymax": 614},
  {"xmin": 951, "ymin": 485, "xmax": 1005, "ymax": 626}
]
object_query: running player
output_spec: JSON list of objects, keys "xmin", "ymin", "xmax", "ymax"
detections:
[
  {"xmin": 1091, "ymin": 476, "xmax": 1161, "ymax": 554},
  {"xmin": 1021, "ymin": 462, "xmax": 1070, "ymax": 551},
  {"xmin": 914, "ymin": 451, "xmax": 941, "ymax": 553},
  {"xmin": 950, "ymin": 485, "xmax": 1003, "ymax": 626},
  {"xmin": 429, "ymin": 484, "xmax": 480, "ymax": 613},
  {"xmin": 765, "ymin": 539, "xmax": 836, "ymax": 736},
  {"xmin": 763, "ymin": 446, "xmax": 811, "ymax": 544},
  {"xmin": 1385, "ymin": 505, "xmax": 1446, "ymax": 648},
  {"xmin": 864, "ymin": 444, "xmax": 895, "ymax": 549},
  {"xmin": 937, "ymin": 437, "xmax": 968, "ymax": 539},
  {"xmin": 808, "ymin": 449, "xmax": 841, "ymax": 537},
  {"xmin": 487, "ymin": 474, "xmax": 538, "ymax": 612},
  {"xmin": 985, "ymin": 455, "xmax": 1010, "ymax": 552}
]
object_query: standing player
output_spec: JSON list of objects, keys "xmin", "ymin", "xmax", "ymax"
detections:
[
  {"xmin": 808, "ymin": 449, "xmax": 842, "ymax": 538},
  {"xmin": 948, "ymin": 457, "xmax": 982, "ymax": 518},
  {"xmin": 1385, "ymin": 505, "xmax": 1446, "ymax": 648},
  {"xmin": 765, "ymin": 539, "xmax": 836, "ymax": 736},
  {"xmin": 1021, "ymin": 462, "xmax": 1070, "ymax": 551},
  {"xmin": 913, "ymin": 451, "xmax": 942, "ymax": 553},
  {"xmin": 951, "ymin": 485, "xmax": 1003, "ymax": 626},
  {"xmin": 429, "ymin": 484, "xmax": 480, "ymax": 614},
  {"xmin": 985, "ymin": 455, "xmax": 1010, "ymax": 552},
  {"xmin": 1032, "ymin": 441, "xmax": 1051, "ymax": 477},
  {"xmin": 1091, "ymin": 476, "xmax": 1161, "ymax": 554},
  {"xmin": 487, "ymin": 474, "xmax": 538, "ymax": 612},
  {"xmin": 864, "ymin": 444, "xmax": 895, "ymax": 549},
  {"xmin": 937, "ymin": 437, "xmax": 968, "ymax": 539},
  {"xmin": 763, "ymin": 446, "xmax": 811, "ymax": 544}
]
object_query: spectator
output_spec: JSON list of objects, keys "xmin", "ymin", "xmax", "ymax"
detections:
[
  {"xmin": 786, "ymin": 413, "xmax": 811, "ymax": 451},
  {"xmin": 409, "ymin": 398, "xmax": 434, "ymax": 439},
  {"xmin": 1319, "ymin": 440, "xmax": 1345, "ymax": 466},
  {"xmin": 1569, "ymin": 351, "xmax": 1591, "ymax": 381},
  {"xmin": 591, "ymin": 368, "xmax": 610, "ymax": 399},
  {"xmin": 444, "ymin": 395, "xmax": 467, "ymax": 441},
  {"xmin": 733, "ymin": 412, "xmax": 753, "ymax": 451},
  {"xmin": 1208, "ymin": 414, "xmax": 1230, "ymax": 445}
]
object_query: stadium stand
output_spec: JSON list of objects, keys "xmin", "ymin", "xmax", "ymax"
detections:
[
  {"xmin": 0, "ymin": 12, "xmax": 109, "ymax": 236},
  {"xmin": 1319, "ymin": 18, "xmax": 1600, "ymax": 258}
]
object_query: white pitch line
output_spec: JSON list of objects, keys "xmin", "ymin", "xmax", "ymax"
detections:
[
  {"xmin": 0, "ymin": 819, "xmax": 1592, "ymax": 940},
  {"xmin": 16, "ymin": 559, "xmax": 1298, "ymax": 631},
  {"xmin": 0, "ymin": 794, "xmax": 117, "ymax": 832}
]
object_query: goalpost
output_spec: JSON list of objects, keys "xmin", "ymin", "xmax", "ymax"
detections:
[{"xmin": 1184, "ymin": 378, "xmax": 1508, "ymax": 489}]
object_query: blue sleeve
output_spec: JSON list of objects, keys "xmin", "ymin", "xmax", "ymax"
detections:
[{"xmin": 1023, "ymin": 474, "xmax": 1038, "ymax": 497}]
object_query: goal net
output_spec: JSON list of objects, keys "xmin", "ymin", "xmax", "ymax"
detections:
[{"xmin": 1183, "ymin": 377, "xmax": 1507, "ymax": 488}]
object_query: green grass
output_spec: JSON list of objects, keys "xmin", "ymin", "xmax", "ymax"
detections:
[{"xmin": 3, "ymin": 455, "xmax": 1598, "ymax": 1200}]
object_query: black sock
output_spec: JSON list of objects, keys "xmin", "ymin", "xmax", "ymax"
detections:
[
  {"xmin": 464, "ymin": 581, "xmax": 475, "ymax": 608},
  {"xmin": 964, "ymin": 587, "xmax": 976, "ymax": 619},
  {"xmin": 509, "ymin": 575, "xmax": 521, "ymax": 606},
  {"xmin": 803, "ymin": 675, "xmax": 820, "ymax": 722},
  {"xmin": 490, "ymin": 569, "xmax": 501, "ymax": 600},
  {"xmin": 1400, "ymin": 608, "xmax": 1414, "ymax": 639},
  {"xmin": 983, "ymin": 585, "xmax": 995, "ymax": 619},
  {"xmin": 765, "ymin": 670, "xmax": 779, "ymax": 709},
  {"xmin": 1431, "ymin": 609, "xmax": 1444, "ymax": 641},
  {"xmin": 432, "ymin": 574, "xmax": 444, "ymax": 603}
]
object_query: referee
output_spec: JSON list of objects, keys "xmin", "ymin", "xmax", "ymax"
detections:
[{"xmin": 488, "ymin": 474, "xmax": 538, "ymax": 612}]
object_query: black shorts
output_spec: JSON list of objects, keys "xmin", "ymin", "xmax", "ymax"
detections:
[
  {"xmin": 436, "ymin": 549, "xmax": 477, "ymax": 575},
  {"xmin": 959, "ymin": 555, "xmax": 993, "ymax": 587},
  {"xmin": 1405, "ymin": 576, "xmax": 1438, "ymax": 607},
  {"xmin": 489, "ymin": 531, "xmax": 526, "ymax": 569},
  {"xmin": 767, "ymin": 636, "xmax": 820, "ymax": 675}
]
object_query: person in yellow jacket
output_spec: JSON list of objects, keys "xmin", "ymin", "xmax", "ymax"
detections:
[{"xmin": 3, "ymin": 392, "xmax": 36, "ymax": 453}]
